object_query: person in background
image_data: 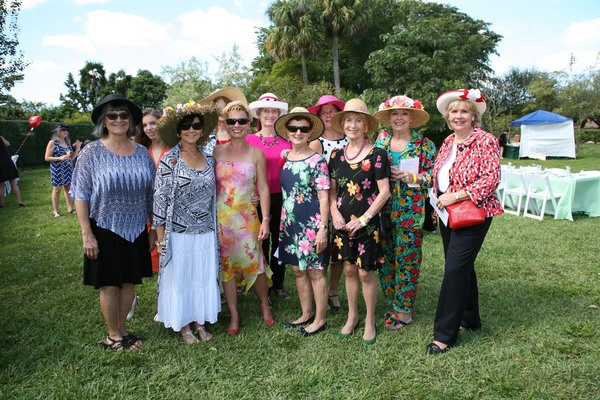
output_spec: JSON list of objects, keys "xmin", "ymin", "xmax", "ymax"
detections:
[
  {"xmin": 426, "ymin": 89, "xmax": 503, "ymax": 354},
  {"xmin": 70, "ymin": 94, "xmax": 156, "ymax": 351},
  {"xmin": 247, "ymin": 93, "xmax": 291, "ymax": 300},
  {"xmin": 0, "ymin": 136, "xmax": 24, "ymax": 208},
  {"xmin": 307, "ymin": 94, "xmax": 347, "ymax": 313},
  {"xmin": 44, "ymin": 123, "xmax": 81, "ymax": 217},
  {"xmin": 328, "ymin": 99, "xmax": 391, "ymax": 345},
  {"xmin": 214, "ymin": 100, "xmax": 274, "ymax": 335},
  {"xmin": 277, "ymin": 107, "xmax": 330, "ymax": 336},
  {"xmin": 200, "ymin": 87, "xmax": 248, "ymax": 155},
  {"xmin": 373, "ymin": 95, "xmax": 436, "ymax": 330},
  {"xmin": 499, "ymin": 131, "xmax": 508, "ymax": 159},
  {"xmin": 153, "ymin": 101, "xmax": 221, "ymax": 344}
]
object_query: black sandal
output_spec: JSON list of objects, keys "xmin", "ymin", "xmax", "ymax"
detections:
[
  {"xmin": 328, "ymin": 294, "xmax": 341, "ymax": 313},
  {"xmin": 123, "ymin": 333, "xmax": 142, "ymax": 349},
  {"xmin": 102, "ymin": 336, "xmax": 126, "ymax": 351}
]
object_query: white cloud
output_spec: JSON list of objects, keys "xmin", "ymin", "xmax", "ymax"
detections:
[
  {"xmin": 20, "ymin": 0, "xmax": 48, "ymax": 10},
  {"xmin": 42, "ymin": 34, "xmax": 95, "ymax": 52},
  {"xmin": 561, "ymin": 18, "xmax": 600, "ymax": 46}
]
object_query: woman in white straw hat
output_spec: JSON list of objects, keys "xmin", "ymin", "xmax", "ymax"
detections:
[
  {"xmin": 426, "ymin": 88, "xmax": 502, "ymax": 355},
  {"xmin": 276, "ymin": 107, "xmax": 330, "ymax": 336},
  {"xmin": 248, "ymin": 93, "xmax": 292, "ymax": 300},
  {"xmin": 373, "ymin": 95, "xmax": 436, "ymax": 331},
  {"xmin": 328, "ymin": 98, "xmax": 391, "ymax": 345}
]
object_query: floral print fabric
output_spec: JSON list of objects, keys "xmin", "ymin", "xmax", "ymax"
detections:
[
  {"xmin": 375, "ymin": 132, "xmax": 436, "ymax": 313},
  {"xmin": 216, "ymin": 160, "xmax": 271, "ymax": 292},
  {"xmin": 279, "ymin": 153, "xmax": 330, "ymax": 271},
  {"xmin": 329, "ymin": 147, "xmax": 390, "ymax": 271}
]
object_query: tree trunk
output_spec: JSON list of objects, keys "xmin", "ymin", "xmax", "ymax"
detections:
[
  {"xmin": 332, "ymin": 32, "xmax": 340, "ymax": 97},
  {"xmin": 301, "ymin": 51, "xmax": 308, "ymax": 87}
]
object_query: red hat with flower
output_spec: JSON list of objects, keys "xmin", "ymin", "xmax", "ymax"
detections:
[{"xmin": 373, "ymin": 95, "xmax": 430, "ymax": 128}]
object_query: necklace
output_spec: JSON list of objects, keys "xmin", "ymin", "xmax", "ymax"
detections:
[
  {"xmin": 182, "ymin": 148, "xmax": 201, "ymax": 158},
  {"xmin": 344, "ymin": 139, "xmax": 367, "ymax": 161},
  {"xmin": 259, "ymin": 133, "xmax": 279, "ymax": 148}
]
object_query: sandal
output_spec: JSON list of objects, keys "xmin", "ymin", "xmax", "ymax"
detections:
[
  {"xmin": 181, "ymin": 331, "xmax": 199, "ymax": 344},
  {"xmin": 123, "ymin": 333, "xmax": 142, "ymax": 349},
  {"xmin": 102, "ymin": 336, "xmax": 127, "ymax": 351},
  {"xmin": 328, "ymin": 294, "xmax": 341, "ymax": 313},
  {"xmin": 195, "ymin": 325, "xmax": 213, "ymax": 342},
  {"xmin": 53, "ymin": 211, "xmax": 60, "ymax": 218}
]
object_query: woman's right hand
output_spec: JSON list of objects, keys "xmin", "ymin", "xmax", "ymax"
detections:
[
  {"xmin": 82, "ymin": 231, "xmax": 99, "ymax": 260},
  {"xmin": 331, "ymin": 212, "xmax": 347, "ymax": 231}
]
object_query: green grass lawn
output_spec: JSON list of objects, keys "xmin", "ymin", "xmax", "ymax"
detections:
[{"xmin": 1, "ymin": 145, "xmax": 599, "ymax": 399}]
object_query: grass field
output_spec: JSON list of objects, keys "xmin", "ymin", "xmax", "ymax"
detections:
[{"xmin": 0, "ymin": 145, "xmax": 598, "ymax": 399}]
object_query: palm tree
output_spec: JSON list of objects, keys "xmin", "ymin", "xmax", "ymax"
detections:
[
  {"xmin": 265, "ymin": 0, "xmax": 323, "ymax": 86},
  {"xmin": 319, "ymin": 0, "xmax": 370, "ymax": 96}
]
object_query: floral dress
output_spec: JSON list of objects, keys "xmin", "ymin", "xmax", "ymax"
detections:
[
  {"xmin": 375, "ymin": 133, "xmax": 436, "ymax": 313},
  {"xmin": 216, "ymin": 160, "xmax": 271, "ymax": 291},
  {"xmin": 279, "ymin": 153, "xmax": 330, "ymax": 271},
  {"xmin": 329, "ymin": 147, "xmax": 390, "ymax": 271}
]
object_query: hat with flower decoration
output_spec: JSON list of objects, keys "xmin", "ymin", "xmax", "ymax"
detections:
[
  {"xmin": 157, "ymin": 101, "xmax": 219, "ymax": 148},
  {"xmin": 373, "ymin": 95, "xmax": 430, "ymax": 128},
  {"xmin": 436, "ymin": 88, "xmax": 487, "ymax": 115}
]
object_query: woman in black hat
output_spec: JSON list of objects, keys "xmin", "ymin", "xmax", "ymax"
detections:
[
  {"xmin": 70, "ymin": 94, "xmax": 156, "ymax": 351},
  {"xmin": 44, "ymin": 123, "xmax": 81, "ymax": 217}
]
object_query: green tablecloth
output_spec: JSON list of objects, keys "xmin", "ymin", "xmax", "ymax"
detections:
[
  {"xmin": 500, "ymin": 169, "xmax": 600, "ymax": 221},
  {"xmin": 504, "ymin": 144, "xmax": 520, "ymax": 160}
]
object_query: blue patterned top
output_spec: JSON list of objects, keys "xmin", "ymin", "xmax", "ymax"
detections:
[{"xmin": 70, "ymin": 140, "xmax": 156, "ymax": 242}]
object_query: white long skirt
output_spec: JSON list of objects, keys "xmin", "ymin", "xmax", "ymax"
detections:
[{"xmin": 156, "ymin": 231, "xmax": 221, "ymax": 332}]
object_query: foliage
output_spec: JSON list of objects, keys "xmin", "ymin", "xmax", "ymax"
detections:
[
  {"xmin": 0, "ymin": 0, "xmax": 29, "ymax": 100},
  {"xmin": 1, "ymin": 150, "xmax": 600, "ymax": 398},
  {"xmin": 161, "ymin": 57, "xmax": 213, "ymax": 106},
  {"xmin": 105, "ymin": 69, "xmax": 133, "ymax": 95},
  {"xmin": 127, "ymin": 69, "xmax": 168, "ymax": 110},
  {"xmin": 59, "ymin": 61, "xmax": 107, "ymax": 113},
  {"xmin": 212, "ymin": 45, "xmax": 251, "ymax": 93}
]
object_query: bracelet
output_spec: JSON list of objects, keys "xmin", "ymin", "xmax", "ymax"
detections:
[
  {"xmin": 155, "ymin": 240, "xmax": 163, "ymax": 247},
  {"xmin": 359, "ymin": 216, "xmax": 367, "ymax": 227},
  {"xmin": 263, "ymin": 216, "xmax": 271, "ymax": 221},
  {"xmin": 365, "ymin": 212, "xmax": 373, "ymax": 221},
  {"xmin": 412, "ymin": 173, "xmax": 418, "ymax": 184},
  {"xmin": 150, "ymin": 225, "xmax": 157, "ymax": 231}
]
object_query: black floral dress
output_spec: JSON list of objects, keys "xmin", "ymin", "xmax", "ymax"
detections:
[{"xmin": 329, "ymin": 147, "xmax": 390, "ymax": 271}]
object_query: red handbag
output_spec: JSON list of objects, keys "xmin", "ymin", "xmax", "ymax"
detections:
[{"xmin": 446, "ymin": 200, "xmax": 486, "ymax": 229}]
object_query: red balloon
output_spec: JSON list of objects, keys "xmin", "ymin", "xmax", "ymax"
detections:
[{"xmin": 29, "ymin": 115, "xmax": 42, "ymax": 129}]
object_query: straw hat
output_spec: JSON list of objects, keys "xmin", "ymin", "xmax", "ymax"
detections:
[
  {"xmin": 157, "ymin": 101, "xmax": 219, "ymax": 148},
  {"xmin": 373, "ymin": 95, "xmax": 430, "ymax": 128},
  {"xmin": 248, "ymin": 93, "xmax": 288, "ymax": 118},
  {"xmin": 92, "ymin": 94, "xmax": 142, "ymax": 125},
  {"xmin": 307, "ymin": 94, "xmax": 345, "ymax": 115},
  {"xmin": 330, "ymin": 98, "xmax": 379, "ymax": 135},
  {"xmin": 275, "ymin": 107, "xmax": 324, "ymax": 142},
  {"xmin": 436, "ymin": 89, "xmax": 487, "ymax": 115},
  {"xmin": 199, "ymin": 87, "xmax": 247, "ymax": 106}
]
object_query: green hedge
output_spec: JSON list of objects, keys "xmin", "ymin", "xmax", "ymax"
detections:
[
  {"xmin": 577, "ymin": 129, "xmax": 600, "ymax": 143},
  {"xmin": 0, "ymin": 120, "xmax": 94, "ymax": 167}
]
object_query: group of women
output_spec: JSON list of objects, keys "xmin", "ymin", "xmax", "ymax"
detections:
[{"xmin": 71, "ymin": 86, "xmax": 502, "ymax": 354}]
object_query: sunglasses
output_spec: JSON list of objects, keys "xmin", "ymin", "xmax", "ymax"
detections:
[
  {"xmin": 225, "ymin": 118, "xmax": 249, "ymax": 125},
  {"xmin": 180, "ymin": 122, "xmax": 203, "ymax": 131},
  {"xmin": 286, "ymin": 125, "xmax": 311, "ymax": 133},
  {"xmin": 105, "ymin": 112, "xmax": 130, "ymax": 120}
]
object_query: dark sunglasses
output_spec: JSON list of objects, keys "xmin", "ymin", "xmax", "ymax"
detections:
[
  {"xmin": 105, "ymin": 112, "xmax": 130, "ymax": 120},
  {"xmin": 180, "ymin": 122, "xmax": 203, "ymax": 131},
  {"xmin": 225, "ymin": 118, "xmax": 249, "ymax": 125},
  {"xmin": 286, "ymin": 125, "xmax": 311, "ymax": 133}
]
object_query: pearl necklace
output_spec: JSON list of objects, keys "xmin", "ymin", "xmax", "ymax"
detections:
[
  {"xmin": 259, "ymin": 133, "xmax": 279, "ymax": 148},
  {"xmin": 344, "ymin": 139, "xmax": 367, "ymax": 161}
]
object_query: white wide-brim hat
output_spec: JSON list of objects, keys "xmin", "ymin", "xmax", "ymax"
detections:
[
  {"xmin": 248, "ymin": 93, "xmax": 288, "ymax": 118},
  {"xmin": 436, "ymin": 89, "xmax": 487, "ymax": 115}
]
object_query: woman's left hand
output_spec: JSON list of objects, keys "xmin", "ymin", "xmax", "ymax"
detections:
[
  {"xmin": 345, "ymin": 217, "xmax": 364, "ymax": 235},
  {"xmin": 258, "ymin": 220, "xmax": 270, "ymax": 241},
  {"xmin": 437, "ymin": 192, "xmax": 459, "ymax": 210}
]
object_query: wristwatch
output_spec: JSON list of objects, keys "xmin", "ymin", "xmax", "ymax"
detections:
[{"xmin": 454, "ymin": 193, "xmax": 460, "ymax": 201}]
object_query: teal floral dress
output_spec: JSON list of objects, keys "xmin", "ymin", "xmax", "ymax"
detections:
[
  {"xmin": 375, "ymin": 132, "xmax": 436, "ymax": 313},
  {"xmin": 279, "ymin": 153, "xmax": 331, "ymax": 271},
  {"xmin": 329, "ymin": 147, "xmax": 390, "ymax": 271}
]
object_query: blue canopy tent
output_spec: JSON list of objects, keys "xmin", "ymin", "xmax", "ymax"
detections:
[{"xmin": 510, "ymin": 110, "xmax": 575, "ymax": 158}]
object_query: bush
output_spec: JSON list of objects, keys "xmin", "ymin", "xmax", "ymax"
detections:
[{"xmin": 576, "ymin": 129, "xmax": 600, "ymax": 143}]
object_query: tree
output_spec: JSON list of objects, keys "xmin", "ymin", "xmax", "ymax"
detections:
[
  {"xmin": 105, "ymin": 69, "xmax": 132, "ymax": 96},
  {"xmin": 161, "ymin": 57, "xmax": 212, "ymax": 106},
  {"xmin": 0, "ymin": 0, "xmax": 29, "ymax": 102},
  {"xmin": 127, "ymin": 69, "xmax": 168, "ymax": 109},
  {"xmin": 319, "ymin": 0, "xmax": 371, "ymax": 97},
  {"xmin": 265, "ymin": 0, "xmax": 323, "ymax": 86},
  {"xmin": 79, "ymin": 61, "xmax": 107, "ymax": 110},
  {"xmin": 212, "ymin": 45, "xmax": 251, "ymax": 92},
  {"xmin": 59, "ymin": 73, "xmax": 87, "ymax": 114}
]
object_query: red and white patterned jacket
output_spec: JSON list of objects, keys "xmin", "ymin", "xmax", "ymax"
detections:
[{"xmin": 433, "ymin": 126, "xmax": 503, "ymax": 217}]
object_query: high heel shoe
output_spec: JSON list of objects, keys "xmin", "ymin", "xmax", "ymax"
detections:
[
  {"xmin": 259, "ymin": 303, "xmax": 275, "ymax": 326},
  {"xmin": 227, "ymin": 316, "xmax": 240, "ymax": 335}
]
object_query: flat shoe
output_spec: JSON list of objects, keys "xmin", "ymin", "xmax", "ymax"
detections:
[
  {"xmin": 53, "ymin": 211, "xmax": 60, "ymax": 218},
  {"xmin": 299, "ymin": 323, "xmax": 327, "ymax": 337},
  {"xmin": 426, "ymin": 342, "xmax": 448, "ymax": 355},
  {"xmin": 284, "ymin": 315, "xmax": 314, "ymax": 329}
]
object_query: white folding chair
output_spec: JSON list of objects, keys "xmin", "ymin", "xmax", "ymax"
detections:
[
  {"xmin": 522, "ymin": 174, "xmax": 561, "ymax": 220},
  {"xmin": 501, "ymin": 172, "xmax": 528, "ymax": 216}
]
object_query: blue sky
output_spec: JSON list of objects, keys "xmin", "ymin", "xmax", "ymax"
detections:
[{"xmin": 11, "ymin": 0, "xmax": 600, "ymax": 105}]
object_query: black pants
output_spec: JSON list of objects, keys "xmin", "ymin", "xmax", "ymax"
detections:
[
  {"xmin": 433, "ymin": 217, "xmax": 493, "ymax": 346},
  {"xmin": 258, "ymin": 192, "xmax": 285, "ymax": 290}
]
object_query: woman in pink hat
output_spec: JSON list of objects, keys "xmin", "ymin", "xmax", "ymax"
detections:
[
  {"xmin": 426, "ymin": 89, "xmax": 502, "ymax": 355},
  {"xmin": 308, "ymin": 94, "xmax": 348, "ymax": 313},
  {"xmin": 248, "ymin": 93, "xmax": 292, "ymax": 300}
]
